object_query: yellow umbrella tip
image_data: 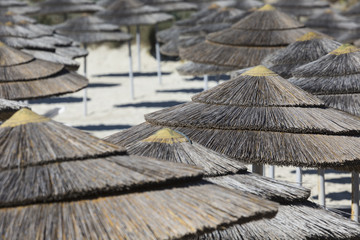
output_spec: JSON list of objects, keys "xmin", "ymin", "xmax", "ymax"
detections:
[
  {"xmin": 258, "ymin": 4, "xmax": 275, "ymax": 11},
  {"xmin": 330, "ymin": 44, "xmax": 359, "ymax": 55},
  {"xmin": 208, "ymin": 3, "xmax": 220, "ymax": 9},
  {"xmin": 296, "ymin": 32, "xmax": 324, "ymax": 42},
  {"xmin": 241, "ymin": 65, "xmax": 277, "ymax": 77},
  {"xmin": 1, "ymin": 109, "xmax": 50, "ymax": 128},
  {"xmin": 142, "ymin": 128, "xmax": 189, "ymax": 144}
]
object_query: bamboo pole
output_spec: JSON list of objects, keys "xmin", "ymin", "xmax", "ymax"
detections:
[
  {"xmin": 296, "ymin": 167, "xmax": 303, "ymax": 186},
  {"xmin": 351, "ymin": 171, "xmax": 359, "ymax": 222},
  {"xmin": 127, "ymin": 27, "xmax": 134, "ymax": 100},
  {"xmin": 318, "ymin": 169, "xmax": 325, "ymax": 207},
  {"xmin": 204, "ymin": 75, "xmax": 209, "ymax": 90},
  {"xmin": 136, "ymin": 25, "xmax": 141, "ymax": 72},
  {"xmin": 83, "ymin": 44, "xmax": 88, "ymax": 117},
  {"xmin": 155, "ymin": 24, "xmax": 162, "ymax": 85}
]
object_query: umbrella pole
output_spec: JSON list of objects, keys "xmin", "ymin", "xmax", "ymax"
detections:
[
  {"xmin": 296, "ymin": 167, "xmax": 303, "ymax": 186},
  {"xmin": 203, "ymin": 75, "xmax": 208, "ymax": 90},
  {"xmin": 136, "ymin": 25, "xmax": 141, "ymax": 72},
  {"xmin": 252, "ymin": 164, "xmax": 264, "ymax": 176},
  {"xmin": 351, "ymin": 171, "xmax": 359, "ymax": 222},
  {"xmin": 83, "ymin": 44, "xmax": 88, "ymax": 117},
  {"xmin": 318, "ymin": 169, "xmax": 326, "ymax": 207},
  {"xmin": 155, "ymin": 24, "xmax": 162, "ymax": 85},
  {"xmin": 269, "ymin": 166, "xmax": 275, "ymax": 179},
  {"xmin": 215, "ymin": 75, "xmax": 220, "ymax": 85},
  {"xmin": 127, "ymin": 27, "xmax": 134, "ymax": 100}
]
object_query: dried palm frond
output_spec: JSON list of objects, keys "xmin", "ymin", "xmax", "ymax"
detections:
[
  {"xmin": 0, "ymin": 43, "xmax": 88, "ymax": 100},
  {"xmin": 262, "ymin": 32, "xmax": 341, "ymax": 78},
  {"xmin": 0, "ymin": 109, "xmax": 280, "ymax": 240},
  {"xmin": 180, "ymin": 4, "xmax": 312, "ymax": 69},
  {"xmin": 273, "ymin": 0, "xmax": 329, "ymax": 17}
]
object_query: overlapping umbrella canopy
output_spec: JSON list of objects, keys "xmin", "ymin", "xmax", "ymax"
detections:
[
  {"xmin": 0, "ymin": 98, "xmax": 26, "ymax": 121},
  {"xmin": 289, "ymin": 44, "xmax": 360, "ymax": 117},
  {"xmin": 30, "ymin": 0, "xmax": 103, "ymax": 16},
  {"xmin": 273, "ymin": 0, "xmax": 330, "ymax": 17},
  {"xmin": 140, "ymin": 0, "xmax": 198, "ymax": 13},
  {"xmin": 0, "ymin": 42, "xmax": 88, "ymax": 100},
  {"xmin": 0, "ymin": 108, "xmax": 279, "ymax": 239},
  {"xmin": 0, "ymin": 11, "xmax": 88, "ymax": 69},
  {"xmin": 0, "ymin": 0, "xmax": 39, "ymax": 15},
  {"xmin": 178, "ymin": 4, "xmax": 313, "ymax": 76},
  {"xmin": 262, "ymin": 32, "xmax": 342, "ymax": 78}
]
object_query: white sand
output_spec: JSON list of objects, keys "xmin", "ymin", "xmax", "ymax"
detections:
[{"xmin": 29, "ymin": 43, "xmax": 355, "ymax": 214}]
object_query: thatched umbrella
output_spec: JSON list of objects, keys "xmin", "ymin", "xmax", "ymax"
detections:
[
  {"xmin": 55, "ymin": 15, "xmax": 132, "ymax": 115},
  {"xmin": 0, "ymin": 0, "xmax": 39, "ymax": 15},
  {"xmin": 106, "ymin": 127, "xmax": 360, "ymax": 238},
  {"xmin": 231, "ymin": 0, "xmax": 263, "ymax": 10},
  {"xmin": 305, "ymin": 9, "xmax": 360, "ymax": 43},
  {"xmin": 343, "ymin": 2, "xmax": 360, "ymax": 23},
  {"xmin": 105, "ymin": 65, "xmax": 360, "ymax": 210},
  {"xmin": 30, "ymin": 0, "xmax": 103, "ymax": 17},
  {"xmin": 262, "ymin": 32, "xmax": 342, "ymax": 78},
  {"xmin": 98, "ymin": 0, "xmax": 173, "ymax": 83},
  {"xmin": 273, "ymin": 0, "xmax": 330, "ymax": 18},
  {"xmin": 0, "ymin": 108, "xmax": 279, "ymax": 239},
  {"xmin": 0, "ymin": 11, "xmax": 88, "ymax": 70},
  {"xmin": 179, "ymin": 4, "xmax": 313, "ymax": 88},
  {"xmin": 0, "ymin": 98, "xmax": 27, "ymax": 122},
  {"xmin": 141, "ymin": 0, "xmax": 198, "ymax": 13},
  {"xmin": 0, "ymin": 42, "xmax": 88, "ymax": 100}
]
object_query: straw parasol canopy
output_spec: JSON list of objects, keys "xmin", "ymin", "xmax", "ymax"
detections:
[
  {"xmin": 305, "ymin": 9, "xmax": 360, "ymax": 43},
  {"xmin": 273, "ymin": 0, "xmax": 330, "ymax": 17},
  {"xmin": 106, "ymin": 65, "xmax": 360, "ymax": 169},
  {"xmin": 289, "ymin": 44, "xmax": 360, "ymax": 117},
  {"xmin": 0, "ymin": 42, "xmax": 88, "ymax": 100},
  {"xmin": 0, "ymin": 108, "xmax": 279, "ymax": 239},
  {"xmin": 160, "ymin": 7, "xmax": 246, "ymax": 57},
  {"xmin": 179, "ymin": 4, "xmax": 313, "ymax": 76},
  {"xmin": 343, "ymin": 2, "xmax": 360, "ymax": 23},
  {"xmin": 127, "ymin": 128, "xmax": 247, "ymax": 176},
  {"xmin": 140, "ymin": 0, "xmax": 198, "ymax": 13},
  {"xmin": 231, "ymin": 0, "xmax": 263, "ymax": 10},
  {"xmin": 0, "ymin": 98, "xmax": 27, "ymax": 121},
  {"xmin": 0, "ymin": 0, "xmax": 39, "ymax": 15},
  {"xmin": 30, "ymin": 0, "xmax": 103, "ymax": 16},
  {"xmin": 262, "ymin": 32, "xmax": 342, "ymax": 78},
  {"xmin": 55, "ymin": 15, "xmax": 132, "ymax": 44},
  {"xmin": 98, "ymin": 0, "xmax": 173, "ymax": 26},
  {"xmin": 0, "ymin": 11, "xmax": 88, "ymax": 69}
]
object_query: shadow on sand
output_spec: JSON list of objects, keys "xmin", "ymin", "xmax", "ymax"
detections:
[
  {"xmin": 30, "ymin": 97, "xmax": 90, "ymax": 104},
  {"xmin": 92, "ymin": 72, "xmax": 171, "ymax": 78},
  {"xmin": 74, "ymin": 124, "xmax": 132, "ymax": 131},
  {"xmin": 88, "ymin": 83, "xmax": 121, "ymax": 88},
  {"xmin": 156, "ymin": 88, "xmax": 203, "ymax": 94},
  {"xmin": 115, "ymin": 101, "xmax": 186, "ymax": 108},
  {"xmin": 184, "ymin": 74, "xmax": 230, "ymax": 82},
  {"xmin": 290, "ymin": 169, "xmax": 347, "ymax": 175},
  {"xmin": 312, "ymin": 191, "xmax": 351, "ymax": 201}
]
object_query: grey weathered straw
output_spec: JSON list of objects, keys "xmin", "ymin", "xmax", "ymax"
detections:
[
  {"xmin": 55, "ymin": 15, "xmax": 132, "ymax": 44},
  {"xmin": 177, "ymin": 61, "xmax": 236, "ymax": 75},
  {"xmin": 0, "ymin": 0, "xmax": 39, "ymax": 15},
  {"xmin": 289, "ymin": 44, "xmax": 360, "ymax": 117},
  {"xmin": 0, "ymin": 98, "xmax": 27, "ymax": 121},
  {"xmin": 141, "ymin": 0, "xmax": 198, "ymax": 13},
  {"xmin": 0, "ymin": 108, "xmax": 279, "ymax": 239},
  {"xmin": 305, "ymin": 9, "xmax": 360, "ymax": 43},
  {"xmin": 273, "ymin": 0, "xmax": 329, "ymax": 17},
  {"xmin": 0, "ymin": 42, "xmax": 88, "ymax": 100},
  {"xmin": 106, "ymin": 65, "xmax": 360, "ymax": 169},
  {"xmin": 30, "ymin": 0, "xmax": 103, "ymax": 16},
  {"xmin": 232, "ymin": 0, "xmax": 263, "ymax": 10},
  {"xmin": 180, "ymin": 5, "xmax": 312, "ymax": 73},
  {"xmin": 344, "ymin": 2, "xmax": 360, "ymax": 23},
  {"xmin": 262, "ymin": 32, "xmax": 342, "ymax": 78}
]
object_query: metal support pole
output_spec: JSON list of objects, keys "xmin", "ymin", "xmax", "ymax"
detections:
[
  {"xmin": 296, "ymin": 167, "xmax": 303, "ymax": 186},
  {"xmin": 136, "ymin": 25, "xmax": 141, "ymax": 72},
  {"xmin": 252, "ymin": 164, "xmax": 264, "ymax": 176},
  {"xmin": 351, "ymin": 171, "xmax": 359, "ymax": 222},
  {"xmin": 83, "ymin": 44, "xmax": 88, "ymax": 117},
  {"xmin": 203, "ymin": 75, "xmax": 209, "ymax": 90},
  {"xmin": 127, "ymin": 27, "xmax": 134, "ymax": 100},
  {"xmin": 269, "ymin": 166, "xmax": 275, "ymax": 179},
  {"xmin": 155, "ymin": 24, "xmax": 162, "ymax": 85},
  {"xmin": 318, "ymin": 169, "xmax": 326, "ymax": 207}
]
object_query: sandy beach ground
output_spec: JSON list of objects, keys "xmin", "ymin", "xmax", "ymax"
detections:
[{"xmin": 29, "ymin": 43, "xmax": 354, "ymax": 215}]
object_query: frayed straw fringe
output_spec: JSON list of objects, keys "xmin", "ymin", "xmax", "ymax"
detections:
[
  {"xmin": 318, "ymin": 94, "xmax": 360, "ymax": 117},
  {"xmin": 0, "ymin": 71, "xmax": 88, "ymax": 100},
  {"xmin": 193, "ymin": 202, "xmax": 360, "ymax": 240},
  {"xmin": 160, "ymin": 39, "xmax": 179, "ymax": 56},
  {"xmin": 56, "ymin": 32, "xmax": 131, "ymax": 44},
  {"xmin": 0, "ymin": 45, "xmax": 33, "ymax": 66},
  {"xmin": 0, "ymin": 24, "xmax": 53, "ymax": 39},
  {"xmin": 177, "ymin": 62, "xmax": 236, "ymax": 76},
  {"xmin": 104, "ymin": 13, "xmax": 173, "ymax": 26},
  {"xmin": 31, "ymin": 4, "xmax": 102, "ymax": 15},
  {"xmin": 0, "ymin": 117, "xmax": 123, "ymax": 170},
  {"xmin": 56, "ymin": 45, "xmax": 89, "ymax": 59},
  {"xmin": 0, "ymin": 182, "xmax": 278, "ymax": 240},
  {"xmin": 22, "ymin": 50, "xmax": 80, "ymax": 70},
  {"xmin": 148, "ymin": 2, "xmax": 197, "ymax": 12},
  {"xmin": 156, "ymin": 26, "xmax": 180, "ymax": 43},
  {"xmin": 175, "ymin": 8, "xmax": 220, "ymax": 27}
]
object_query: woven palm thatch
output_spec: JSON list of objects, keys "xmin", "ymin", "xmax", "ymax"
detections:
[
  {"xmin": 31, "ymin": 0, "xmax": 103, "ymax": 16},
  {"xmin": 0, "ymin": 109, "xmax": 279, "ymax": 240},
  {"xmin": 0, "ymin": 42, "xmax": 88, "ymax": 100},
  {"xmin": 55, "ymin": 15, "xmax": 132, "ymax": 44},
  {"xmin": 107, "ymin": 66, "xmax": 360, "ymax": 169},
  {"xmin": 0, "ymin": 11, "xmax": 36, "ymax": 24},
  {"xmin": 262, "ymin": 32, "xmax": 342, "ymax": 78},
  {"xmin": 289, "ymin": 44, "xmax": 360, "ymax": 117},
  {"xmin": 306, "ymin": 9, "xmax": 360, "ymax": 43},
  {"xmin": 273, "ymin": 0, "xmax": 329, "ymax": 17},
  {"xmin": 127, "ymin": 128, "xmax": 247, "ymax": 176},
  {"xmin": 177, "ymin": 61, "xmax": 237, "ymax": 75},
  {"xmin": 141, "ymin": 0, "xmax": 198, "ymax": 13},
  {"xmin": 98, "ymin": 0, "xmax": 173, "ymax": 26},
  {"xmin": 0, "ymin": 98, "xmax": 27, "ymax": 121},
  {"xmin": 180, "ymin": 4, "xmax": 312, "ymax": 71}
]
